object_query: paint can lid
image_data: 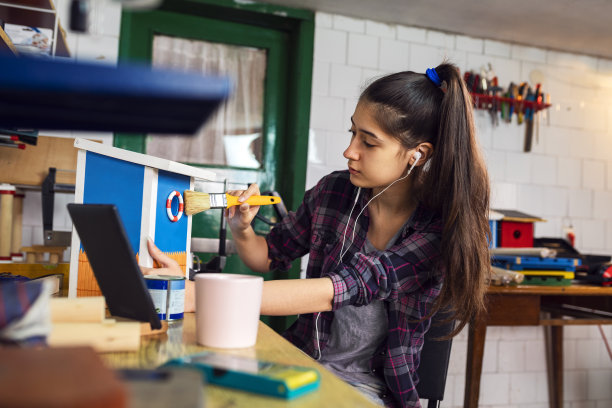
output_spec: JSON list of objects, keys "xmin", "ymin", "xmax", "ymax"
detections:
[{"xmin": 144, "ymin": 274, "xmax": 186, "ymax": 281}]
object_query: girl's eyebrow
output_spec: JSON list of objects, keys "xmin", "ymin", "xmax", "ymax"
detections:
[{"xmin": 350, "ymin": 116, "xmax": 381, "ymax": 140}]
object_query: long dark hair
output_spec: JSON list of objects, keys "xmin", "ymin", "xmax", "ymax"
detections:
[{"xmin": 360, "ymin": 62, "xmax": 491, "ymax": 336}]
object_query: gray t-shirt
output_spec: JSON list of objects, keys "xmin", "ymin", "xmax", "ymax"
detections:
[{"xmin": 319, "ymin": 225, "xmax": 406, "ymax": 386}]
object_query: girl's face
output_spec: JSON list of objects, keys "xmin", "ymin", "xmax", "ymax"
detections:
[{"xmin": 344, "ymin": 102, "xmax": 412, "ymax": 189}]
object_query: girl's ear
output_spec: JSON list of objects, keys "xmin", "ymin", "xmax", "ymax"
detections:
[{"xmin": 410, "ymin": 142, "xmax": 434, "ymax": 166}]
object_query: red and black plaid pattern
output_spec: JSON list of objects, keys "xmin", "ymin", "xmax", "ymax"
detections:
[{"xmin": 267, "ymin": 171, "xmax": 443, "ymax": 408}]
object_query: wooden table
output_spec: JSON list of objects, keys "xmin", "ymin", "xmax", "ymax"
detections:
[
  {"xmin": 103, "ymin": 313, "xmax": 378, "ymax": 408},
  {"xmin": 464, "ymin": 284, "xmax": 612, "ymax": 408}
]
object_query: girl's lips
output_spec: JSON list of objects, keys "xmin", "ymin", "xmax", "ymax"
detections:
[{"xmin": 348, "ymin": 167, "xmax": 359, "ymax": 175}]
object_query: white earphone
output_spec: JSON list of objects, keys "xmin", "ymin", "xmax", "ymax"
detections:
[
  {"xmin": 410, "ymin": 150, "xmax": 422, "ymax": 171},
  {"xmin": 338, "ymin": 149, "xmax": 424, "ymax": 262},
  {"xmin": 315, "ymin": 149, "xmax": 424, "ymax": 361}
]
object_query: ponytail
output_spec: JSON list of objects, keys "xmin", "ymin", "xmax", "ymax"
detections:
[
  {"xmin": 360, "ymin": 63, "xmax": 491, "ymax": 336},
  {"xmin": 425, "ymin": 64, "xmax": 491, "ymax": 335}
]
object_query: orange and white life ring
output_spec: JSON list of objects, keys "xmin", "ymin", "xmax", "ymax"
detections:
[{"xmin": 166, "ymin": 191, "xmax": 184, "ymax": 222}]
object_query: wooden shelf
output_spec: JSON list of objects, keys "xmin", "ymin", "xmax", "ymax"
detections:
[
  {"xmin": 0, "ymin": 135, "xmax": 78, "ymax": 187},
  {"xmin": 0, "ymin": 0, "xmax": 70, "ymax": 57}
]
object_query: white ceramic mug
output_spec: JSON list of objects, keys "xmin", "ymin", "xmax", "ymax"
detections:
[{"xmin": 194, "ymin": 273, "xmax": 263, "ymax": 348}]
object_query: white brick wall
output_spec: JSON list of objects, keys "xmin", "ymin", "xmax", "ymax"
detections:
[{"xmin": 309, "ymin": 11, "xmax": 612, "ymax": 407}]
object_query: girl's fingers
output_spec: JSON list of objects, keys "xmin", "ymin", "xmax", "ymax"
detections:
[
  {"xmin": 239, "ymin": 184, "xmax": 261, "ymax": 202},
  {"xmin": 147, "ymin": 238, "xmax": 178, "ymax": 268}
]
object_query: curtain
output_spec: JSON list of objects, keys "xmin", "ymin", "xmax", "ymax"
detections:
[{"xmin": 147, "ymin": 35, "xmax": 267, "ymax": 168}]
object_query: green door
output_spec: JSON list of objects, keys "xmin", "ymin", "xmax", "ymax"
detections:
[{"xmin": 116, "ymin": 1, "xmax": 313, "ymax": 331}]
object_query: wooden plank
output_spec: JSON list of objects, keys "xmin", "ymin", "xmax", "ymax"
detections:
[
  {"xmin": 464, "ymin": 318, "xmax": 487, "ymax": 408},
  {"xmin": 74, "ymin": 138, "xmax": 216, "ymax": 181},
  {"xmin": 485, "ymin": 293, "xmax": 541, "ymax": 325},
  {"xmin": 0, "ymin": 135, "xmax": 78, "ymax": 186},
  {"xmin": 0, "ymin": 5, "xmax": 56, "ymax": 31},
  {"xmin": 488, "ymin": 284, "xmax": 612, "ymax": 296},
  {"xmin": 49, "ymin": 319, "xmax": 141, "ymax": 352},
  {"xmin": 50, "ymin": 296, "xmax": 106, "ymax": 323},
  {"xmin": 1, "ymin": 1, "xmax": 55, "ymax": 10},
  {"xmin": 545, "ymin": 322, "xmax": 564, "ymax": 408},
  {"xmin": 541, "ymin": 319, "xmax": 612, "ymax": 326},
  {"xmin": 543, "ymin": 295, "xmax": 612, "ymax": 311}
]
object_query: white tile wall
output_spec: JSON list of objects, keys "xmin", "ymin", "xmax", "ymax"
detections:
[
  {"xmin": 347, "ymin": 32, "xmax": 379, "ymax": 69},
  {"xmin": 396, "ymin": 26, "xmax": 427, "ymax": 43},
  {"xmin": 308, "ymin": 11, "xmax": 612, "ymax": 408},
  {"xmin": 330, "ymin": 64, "xmax": 364, "ymax": 101},
  {"xmin": 531, "ymin": 155, "xmax": 557, "ymax": 185},
  {"xmin": 479, "ymin": 373, "xmax": 510, "ymax": 405},
  {"xmin": 484, "ymin": 40, "xmax": 511, "ymax": 58},
  {"xmin": 314, "ymin": 28, "xmax": 347, "ymax": 63},
  {"xmin": 456, "ymin": 35, "xmax": 483, "ymax": 54},
  {"xmin": 426, "ymin": 30, "xmax": 455, "ymax": 49},
  {"xmin": 312, "ymin": 61, "xmax": 330, "ymax": 96},
  {"xmin": 511, "ymin": 45, "xmax": 547, "ymax": 64},
  {"xmin": 310, "ymin": 95, "xmax": 345, "ymax": 131},
  {"xmin": 379, "ymin": 39, "xmax": 410, "ymax": 72},
  {"xmin": 542, "ymin": 186, "xmax": 569, "ymax": 217},
  {"xmin": 365, "ymin": 21, "xmax": 395, "ymax": 39},
  {"xmin": 333, "ymin": 15, "xmax": 365, "ymax": 33},
  {"xmin": 558, "ymin": 157, "xmax": 582, "ymax": 189}
]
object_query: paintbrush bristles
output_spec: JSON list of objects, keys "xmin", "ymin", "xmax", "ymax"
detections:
[{"xmin": 183, "ymin": 190, "xmax": 211, "ymax": 215}]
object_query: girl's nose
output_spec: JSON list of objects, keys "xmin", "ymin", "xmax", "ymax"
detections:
[{"xmin": 343, "ymin": 138, "xmax": 359, "ymax": 160}]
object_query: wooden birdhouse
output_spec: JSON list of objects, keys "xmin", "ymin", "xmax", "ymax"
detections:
[
  {"xmin": 68, "ymin": 138, "xmax": 216, "ymax": 297},
  {"xmin": 489, "ymin": 209, "xmax": 546, "ymax": 248}
]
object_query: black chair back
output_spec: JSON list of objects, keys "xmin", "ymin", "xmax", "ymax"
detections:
[{"xmin": 415, "ymin": 310, "xmax": 455, "ymax": 408}]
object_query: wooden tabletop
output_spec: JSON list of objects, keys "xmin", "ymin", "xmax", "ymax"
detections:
[
  {"xmin": 102, "ymin": 313, "xmax": 378, "ymax": 408},
  {"xmin": 487, "ymin": 284, "xmax": 612, "ymax": 296}
]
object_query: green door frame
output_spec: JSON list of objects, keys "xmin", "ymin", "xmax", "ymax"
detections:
[
  {"xmin": 116, "ymin": 0, "xmax": 314, "ymax": 332},
  {"xmin": 116, "ymin": 0, "xmax": 313, "ymax": 213}
]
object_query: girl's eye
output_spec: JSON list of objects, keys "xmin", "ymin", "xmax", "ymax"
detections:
[
  {"xmin": 363, "ymin": 140, "xmax": 374, "ymax": 148},
  {"xmin": 348, "ymin": 128, "xmax": 356, "ymax": 137}
]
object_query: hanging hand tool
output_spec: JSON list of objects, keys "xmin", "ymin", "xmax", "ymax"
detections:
[
  {"xmin": 516, "ymin": 82, "xmax": 527, "ymax": 125},
  {"xmin": 523, "ymin": 87, "xmax": 535, "ymax": 152},
  {"xmin": 506, "ymin": 83, "xmax": 516, "ymax": 123},
  {"xmin": 534, "ymin": 84, "xmax": 542, "ymax": 145},
  {"xmin": 488, "ymin": 77, "xmax": 502, "ymax": 126}
]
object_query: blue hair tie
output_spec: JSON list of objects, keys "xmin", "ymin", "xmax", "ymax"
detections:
[{"xmin": 426, "ymin": 68, "xmax": 442, "ymax": 87}]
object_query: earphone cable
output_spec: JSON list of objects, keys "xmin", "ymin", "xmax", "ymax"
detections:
[{"xmin": 339, "ymin": 159, "xmax": 419, "ymax": 262}]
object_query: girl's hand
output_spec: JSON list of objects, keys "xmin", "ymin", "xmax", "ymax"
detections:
[
  {"xmin": 141, "ymin": 239, "xmax": 195, "ymax": 312},
  {"xmin": 225, "ymin": 183, "xmax": 262, "ymax": 235},
  {"xmin": 141, "ymin": 238, "xmax": 182, "ymax": 276}
]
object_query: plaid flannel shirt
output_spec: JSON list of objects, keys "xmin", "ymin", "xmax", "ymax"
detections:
[{"xmin": 266, "ymin": 171, "xmax": 443, "ymax": 408}]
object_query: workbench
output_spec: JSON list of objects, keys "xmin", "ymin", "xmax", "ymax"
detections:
[
  {"xmin": 464, "ymin": 284, "xmax": 612, "ymax": 408},
  {"xmin": 102, "ymin": 313, "xmax": 378, "ymax": 408}
]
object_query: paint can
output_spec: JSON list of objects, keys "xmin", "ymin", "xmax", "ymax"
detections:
[{"xmin": 144, "ymin": 275, "xmax": 185, "ymax": 321}]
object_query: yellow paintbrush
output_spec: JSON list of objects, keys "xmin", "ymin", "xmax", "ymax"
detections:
[{"xmin": 183, "ymin": 190, "xmax": 281, "ymax": 215}]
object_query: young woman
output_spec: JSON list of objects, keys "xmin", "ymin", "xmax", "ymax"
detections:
[{"xmin": 145, "ymin": 62, "xmax": 491, "ymax": 408}]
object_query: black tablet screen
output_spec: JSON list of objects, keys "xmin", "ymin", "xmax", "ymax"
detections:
[{"xmin": 67, "ymin": 203, "xmax": 162, "ymax": 330}]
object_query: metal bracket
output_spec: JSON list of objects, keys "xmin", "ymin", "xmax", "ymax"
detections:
[{"xmin": 41, "ymin": 167, "xmax": 75, "ymax": 247}]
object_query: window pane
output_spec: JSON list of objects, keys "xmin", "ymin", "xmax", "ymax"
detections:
[{"xmin": 147, "ymin": 35, "xmax": 267, "ymax": 168}]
